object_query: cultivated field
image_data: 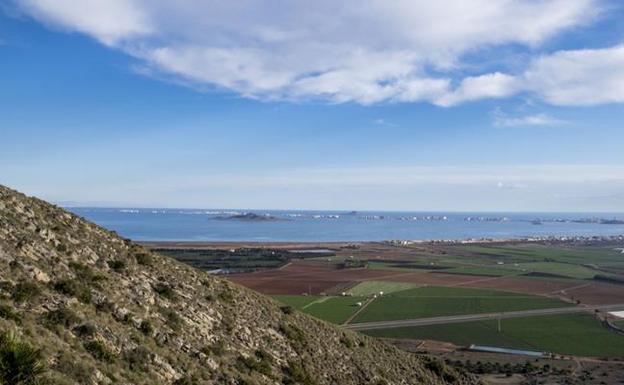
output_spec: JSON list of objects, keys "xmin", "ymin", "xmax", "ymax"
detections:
[
  {"xmin": 364, "ymin": 313, "xmax": 624, "ymax": 358},
  {"xmin": 160, "ymin": 241, "xmax": 624, "ymax": 359},
  {"xmin": 273, "ymin": 295, "xmax": 367, "ymax": 324},
  {"xmin": 351, "ymin": 286, "xmax": 572, "ymax": 323}
]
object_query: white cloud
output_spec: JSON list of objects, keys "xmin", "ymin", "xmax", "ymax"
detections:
[
  {"xmin": 15, "ymin": 0, "xmax": 620, "ymax": 106},
  {"xmin": 18, "ymin": 0, "xmax": 151, "ymax": 45},
  {"xmin": 372, "ymin": 119, "xmax": 398, "ymax": 128},
  {"xmin": 492, "ymin": 109, "xmax": 567, "ymax": 127},
  {"xmin": 525, "ymin": 44, "xmax": 624, "ymax": 105},
  {"xmin": 435, "ymin": 73, "xmax": 520, "ymax": 106}
]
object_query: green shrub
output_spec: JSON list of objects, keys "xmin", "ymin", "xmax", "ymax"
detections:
[
  {"xmin": 159, "ymin": 308, "xmax": 183, "ymax": 331},
  {"xmin": 123, "ymin": 346, "xmax": 151, "ymax": 372},
  {"xmin": 339, "ymin": 335, "xmax": 353, "ymax": 348},
  {"xmin": 279, "ymin": 323, "xmax": 306, "ymax": 348},
  {"xmin": 53, "ymin": 353, "xmax": 93, "ymax": 383},
  {"xmin": 42, "ymin": 307, "xmax": 80, "ymax": 329},
  {"xmin": 237, "ymin": 354, "xmax": 272, "ymax": 376},
  {"xmin": 68, "ymin": 262, "xmax": 105, "ymax": 283},
  {"xmin": 424, "ymin": 358, "xmax": 459, "ymax": 383},
  {"xmin": 73, "ymin": 323, "xmax": 97, "ymax": 338},
  {"xmin": 173, "ymin": 375, "xmax": 199, "ymax": 385},
  {"xmin": 280, "ymin": 306, "xmax": 294, "ymax": 315},
  {"xmin": 83, "ymin": 341, "xmax": 114, "ymax": 362},
  {"xmin": 52, "ymin": 279, "xmax": 91, "ymax": 304},
  {"xmin": 139, "ymin": 320, "xmax": 153, "ymax": 336},
  {"xmin": 107, "ymin": 260, "xmax": 126, "ymax": 272},
  {"xmin": 56, "ymin": 243, "xmax": 68, "ymax": 253},
  {"xmin": 201, "ymin": 340, "xmax": 225, "ymax": 356},
  {"xmin": 134, "ymin": 253, "xmax": 153, "ymax": 266},
  {"xmin": 94, "ymin": 299, "xmax": 114, "ymax": 313},
  {"xmin": 282, "ymin": 361, "xmax": 316, "ymax": 385},
  {"xmin": 0, "ymin": 304, "xmax": 21, "ymax": 323},
  {"xmin": 11, "ymin": 282, "xmax": 41, "ymax": 303},
  {"xmin": 0, "ymin": 331, "xmax": 45, "ymax": 385},
  {"xmin": 152, "ymin": 282, "xmax": 176, "ymax": 300}
]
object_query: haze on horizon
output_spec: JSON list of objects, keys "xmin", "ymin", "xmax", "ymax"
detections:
[{"xmin": 1, "ymin": 1, "xmax": 623, "ymax": 212}]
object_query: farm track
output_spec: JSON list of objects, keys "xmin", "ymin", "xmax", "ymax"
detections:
[
  {"xmin": 344, "ymin": 303, "xmax": 624, "ymax": 331},
  {"xmin": 342, "ymin": 296, "xmax": 376, "ymax": 325}
]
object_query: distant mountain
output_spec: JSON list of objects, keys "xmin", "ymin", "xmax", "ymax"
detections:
[{"xmin": 0, "ymin": 185, "xmax": 476, "ymax": 385}]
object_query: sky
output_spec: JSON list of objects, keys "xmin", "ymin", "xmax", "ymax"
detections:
[{"xmin": 1, "ymin": 0, "xmax": 623, "ymax": 212}]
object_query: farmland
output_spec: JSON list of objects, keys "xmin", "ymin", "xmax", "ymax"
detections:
[
  {"xmin": 273, "ymin": 295, "xmax": 366, "ymax": 324},
  {"xmin": 152, "ymin": 240, "xmax": 624, "ymax": 360},
  {"xmin": 272, "ymin": 286, "xmax": 573, "ymax": 325},
  {"xmin": 351, "ymin": 286, "xmax": 572, "ymax": 323},
  {"xmin": 347, "ymin": 281, "xmax": 418, "ymax": 296},
  {"xmin": 364, "ymin": 313, "xmax": 624, "ymax": 357}
]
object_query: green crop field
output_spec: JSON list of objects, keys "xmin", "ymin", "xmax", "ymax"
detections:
[
  {"xmin": 451, "ymin": 244, "xmax": 623, "ymax": 266},
  {"xmin": 273, "ymin": 295, "xmax": 366, "ymax": 324},
  {"xmin": 443, "ymin": 266, "xmax": 521, "ymax": 277},
  {"xmin": 513, "ymin": 262, "xmax": 598, "ymax": 279},
  {"xmin": 352, "ymin": 286, "xmax": 571, "ymax": 323},
  {"xmin": 364, "ymin": 314, "xmax": 624, "ymax": 358},
  {"xmin": 347, "ymin": 281, "xmax": 418, "ymax": 296},
  {"xmin": 366, "ymin": 261, "xmax": 451, "ymax": 272}
]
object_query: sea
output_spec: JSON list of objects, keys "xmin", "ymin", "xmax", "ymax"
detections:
[{"xmin": 65, "ymin": 208, "xmax": 624, "ymax": 242}]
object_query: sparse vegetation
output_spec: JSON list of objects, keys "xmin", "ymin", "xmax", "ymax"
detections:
[
  {"xmin": 107, "ymin": 259, "xmax": 126, "ymax": 272},
  {"xmin": 83, "ymin": 340, "xmax": 115, "ymax": 362},
  {"xmin": 152, "ymin": 282, "xmax": 176, "ymax": 300},
  {"xmin": 134, "ymin": 252, "xmax": 153, "ymax": 266},
  {"xmin": 123, "ymin": 346, "xmax": 151, "ymax": 372},
  {"xmin": 0, "ymin": 304, "xmax": 21, "ymax": 323},
  {"xmin": 11, "ymin": 282, "xmax": 41, "ymax": 303},
  {"xmin": 159, "ymin": 307, "xmax": 183, "ymax": 331},
  {"xmin": 139, "ymin": 320, "xmax": 153, "ymax": 336},
  {"xmin": 52, "ymin": 279, "xmax": 92, "ymax": 304},
  {"xmin": 0, "ymin": 331, "xmax": 45, "ymax": 385},
  {"xmin": 42, "ymin": 307, "xmax": 80, "ymax": 329},
  {"xmin": 283, "ymin": 361, "xmax": 317, "ymax": 385}
]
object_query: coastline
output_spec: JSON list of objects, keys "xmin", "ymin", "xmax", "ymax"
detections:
[{"xmin": 140, "ymin": 233, "xmax": 624, "ymax": 249}]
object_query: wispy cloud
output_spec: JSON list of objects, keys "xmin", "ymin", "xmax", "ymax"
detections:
[
  {"xmin": 13, "ymin": 0, "xmax": 618, "ymax": 106},
  {"xmin": 372, "ymin": 118, "xmax": 398, "ymax": 127},
  {"xmin": 492, "ymin": 109, "xmax": 568, "ymax": 127}
]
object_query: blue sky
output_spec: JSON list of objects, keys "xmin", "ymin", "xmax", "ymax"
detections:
[{"xmin": 1, "ymin": 1, "xmax": 623, "ymax": 211}]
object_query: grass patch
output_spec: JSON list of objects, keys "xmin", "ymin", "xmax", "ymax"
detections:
[
  {"xmin": 353, "ymin": 286, "xmax": 571, "ymax": 323},
  {"xmin": 365, "ymin": 313, "xmax": 624, "ymax": 358}
]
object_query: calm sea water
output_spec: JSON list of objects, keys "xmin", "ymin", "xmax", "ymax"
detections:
[{"xmin": 65, "ymin": 208, "xmax": 624, "ymax": 242}]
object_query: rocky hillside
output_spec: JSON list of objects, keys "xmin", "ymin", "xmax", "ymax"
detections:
[{"xmin": 0, "ymin": 185, "xmax": 476, "ymax": 385}]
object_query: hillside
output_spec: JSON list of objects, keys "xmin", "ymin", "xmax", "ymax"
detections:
[{"xmin": 0, "ymin": 185, "xmax": 477, "ymax": 385}]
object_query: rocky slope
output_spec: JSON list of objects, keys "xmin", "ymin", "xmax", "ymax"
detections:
[{"xmin": 0, "ymin": 185, "xmax": 477, "ymax": 385}]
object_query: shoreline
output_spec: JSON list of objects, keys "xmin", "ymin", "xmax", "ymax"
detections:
[{"xmin": 139, "ymin": 234, "xmax": 624, "ymax": 249}]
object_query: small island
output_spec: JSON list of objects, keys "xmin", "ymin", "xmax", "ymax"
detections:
[{"xmin": 214, "ymin": 212, "xmax": 284, "ymax": 221}]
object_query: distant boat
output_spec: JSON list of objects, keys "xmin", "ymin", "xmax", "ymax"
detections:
[{"xmin": 531, "ymin": 220, "xmax": 543, "ymax": 225}]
